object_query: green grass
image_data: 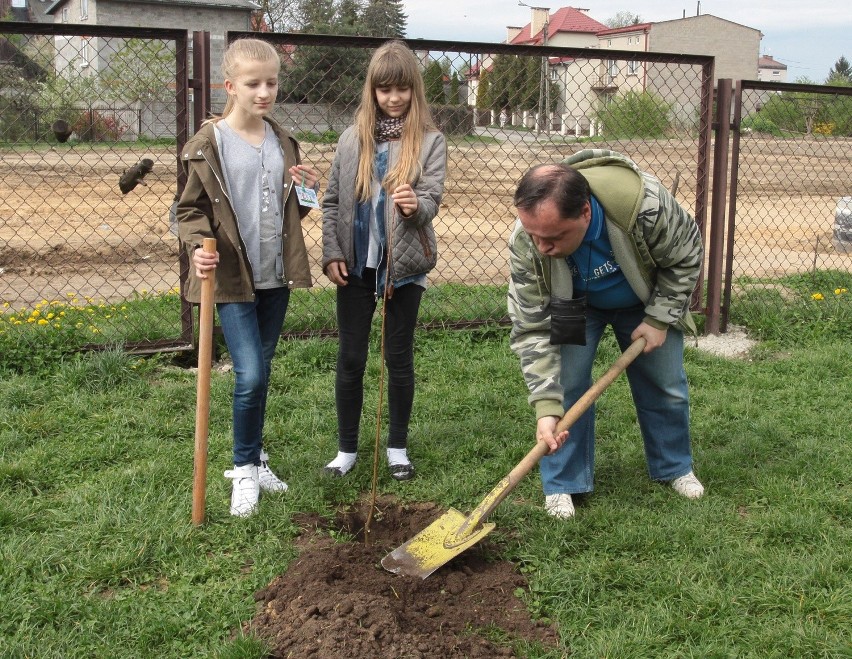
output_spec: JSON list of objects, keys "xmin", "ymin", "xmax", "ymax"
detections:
[{"xmin": 1, "ymin": 282, "xmax": 850, "ymax": 656}]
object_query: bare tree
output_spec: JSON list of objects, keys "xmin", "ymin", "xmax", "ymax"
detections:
[{"xmin": 604, "ymin": 11, "xmax": 642, "ymax": 28}]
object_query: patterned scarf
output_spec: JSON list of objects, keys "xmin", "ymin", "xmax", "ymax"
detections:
[{"xmin": 374, "ymin": 113, "xmax": 406, "ymax": 142}]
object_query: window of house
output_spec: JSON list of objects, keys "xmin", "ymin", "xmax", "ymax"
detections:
[
  {"xmin": 628, "ymin": 60, "xmax": 639, "ymax": 75},
  {"xmin": 80, "ymin": 0, "xmax": 89, "ymax": 20},
  {"xmin": 80, "ymin": 39, "xmax": 90, "ymax": 67},
  {"xmin": 772, "ymin": 70, "xmax": 780, "ymax": 76},
  {"xmin": 627, "ymin": 37, "xmax": 632, "ymax": 45},
  {"xmin": 609, "ymin": 60, "xmax": 619, "ymax": 77},
  {"xmin": 550, "ymin": 68, "xmax": 558, "ymax": 81},
  {"xmin": 607, "ymin": 39, "xmax": 612, "ymax": 46},
  {"xmin": 61, "ymin": 7, "xmax": 69, "ymax": 22},
  {"xmin": 12, "ymin": 0, "xmax": 26, "ymax": 7}
]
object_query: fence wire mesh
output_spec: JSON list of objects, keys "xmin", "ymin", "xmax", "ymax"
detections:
[
  {"xmin": 725, "ymin": 81, "xmax": 852, "ymax": 323},
  {"xmin": 1, "ymin": 24, "xmax": 188, "ymax": 369},
  {"xmin": 238, "ymin": 33, "xmax": 712, "ymax": 337},
  {"xmin": 2, "ymin": 27, "xmax": 716, "ymax": 368}
]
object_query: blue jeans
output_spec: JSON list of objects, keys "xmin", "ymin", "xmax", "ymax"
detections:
[
  {"xmin": 216, "ymin": 287, "xmax": 290, "ymax": 467},
  {"xmin": 539, "ymin": 304, "xmax": 694, "ymax": 495}
]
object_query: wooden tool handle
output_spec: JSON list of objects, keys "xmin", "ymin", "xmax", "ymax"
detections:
[
  {"xmin": 457, "ymin": 337, "xmax": 647, "ymax": 535},
  {"xmin": 191, "ymin": 237, "xmax": 216, "ymax": 526}
]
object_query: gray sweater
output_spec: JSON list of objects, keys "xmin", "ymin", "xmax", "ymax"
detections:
[{"xmin": 321, "ymin": 126, "xmax": 447, "ymax": 283}]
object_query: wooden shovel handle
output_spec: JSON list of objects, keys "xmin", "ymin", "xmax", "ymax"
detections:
[
  {"xmin": 191, "ymin": 237, "xmax": 216, "ymax": 526},
  {"xmin": 457, "ymin": 337, "xmax": 646, "ymax": 535}
]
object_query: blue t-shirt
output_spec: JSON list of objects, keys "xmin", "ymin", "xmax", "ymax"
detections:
[{"xmin": 567, "ymin": 195, "xmax": 642, "ymax": 310}]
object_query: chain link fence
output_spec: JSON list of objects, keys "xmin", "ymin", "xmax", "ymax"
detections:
[
  {"xmin": 718, "ymin": 79, "xmax": 852, "ymax": 328},
  {"xmin": 233, "ymin": 32, "xmax": 714, "ymax": 336},
  {"xmin": 0, "ymin": 23, "xmax": 190, "ymax": 368},
  {"xmin": 2, "ymin": 26, "xmax": 724, "ymax": 369}
]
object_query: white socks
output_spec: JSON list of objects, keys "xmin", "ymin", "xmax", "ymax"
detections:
[
  {"xmin": 325, "ymin": 451, "xmax": 357, "ymax": 475},
  {"xmin": 387, "ymin": 448, "xmax": 410, "ymax": 467}
]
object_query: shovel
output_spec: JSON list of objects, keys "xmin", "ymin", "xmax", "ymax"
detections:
[
  {"xmin": 191, "ymin": 238, "xmax": 217, "ymax": 526},
  {"xmin": 381, "ymin": 337, "xmax": 646, "ymax": 578}
]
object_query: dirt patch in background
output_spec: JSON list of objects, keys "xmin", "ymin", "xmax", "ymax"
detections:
[
  {"xmin": 246, "ymin": 495, "xmax": 560, "ymax": 658},
  {"xmin": 2, "ymin": 138, "xmax": 850, "ymax": 309}
]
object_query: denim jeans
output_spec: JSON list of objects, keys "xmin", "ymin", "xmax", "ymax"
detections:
[
  {"xmin": 216, "ymin": 287, "xmax": 290, "ymax": 467},
  {"xmin": 539, "ymin": 304, "xmax": 693, "ymax": 495},
  {"xmin": 335, "ymin": 269, "xmax": 423, "ymax": 452}
]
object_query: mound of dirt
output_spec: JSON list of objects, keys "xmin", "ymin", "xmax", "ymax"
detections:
[{"xmin": 246, "ymin": 495, "xmax": 560, "ymax": 658}]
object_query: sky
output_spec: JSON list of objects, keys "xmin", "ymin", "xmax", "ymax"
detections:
[{"xmin": 402, "ymin": 1, "xmax": 851, "ymax": 83}]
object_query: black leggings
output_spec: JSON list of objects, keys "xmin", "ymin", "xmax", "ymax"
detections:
[{"xmin": 335, "ymin": 269, "xmax": 423, "ymax": 452}]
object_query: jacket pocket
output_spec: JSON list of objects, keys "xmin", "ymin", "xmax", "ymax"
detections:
[{"xmin": 418, "ymin": 225, "xmax": 438, "ymax": 270}]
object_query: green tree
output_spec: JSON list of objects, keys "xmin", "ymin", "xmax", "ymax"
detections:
[
  {"xmin": 448, "ymin": 72, "xmax": 460, "ymax": 105},
  {"xmin": 595, "ymin": 90, "xmax": 671, "ymax": 138},
  {"xmin": 488, "ymin": 54, "xmax": 539, "ymax": 113},
  {"xmin": 604, "ymin": 11, "xmax": 642, "ymax": 28},
  {"xmin": 100, "ymin": 39, "xmax": 174, "ymax": 103},
  {"xmin": 423, "ymin": 60, "xmax": 445, "ymax": 104},
  {"xmin": 278, "ymin": 0, "xmax": 369, "ymax": 107},
  {"xmin": 827, "ymin": 55, "xmax": 851, "ymax": 84},
  {"xmin": 361, "ymin": 0, "xmax": 406, "ymax": 37},
  {"xmin": 475, "ymin": 68, "xmax": 490, "ymax": 110}
]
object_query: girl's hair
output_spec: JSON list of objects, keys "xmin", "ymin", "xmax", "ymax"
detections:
[
  {"xmin": 353, "ymin": 40, "xmax": 436, "ymax": 201},
  {"xmin": 210, "ymin": 38, "xmax": 280, "ymax": 122}
]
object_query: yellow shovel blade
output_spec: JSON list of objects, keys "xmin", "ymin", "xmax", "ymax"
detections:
[{"xmin": 380, "ymin": 507, "xmax": 496, "ymax": 579}]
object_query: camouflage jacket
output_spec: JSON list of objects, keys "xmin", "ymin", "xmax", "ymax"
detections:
[{"xmin": 508, "ymin": 149, "xmax": 703, "ymax": 419}]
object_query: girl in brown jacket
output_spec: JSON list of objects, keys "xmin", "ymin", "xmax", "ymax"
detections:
[{"xmin": 177, "ymin": 39, "xmax": 318, "ymax": 517}]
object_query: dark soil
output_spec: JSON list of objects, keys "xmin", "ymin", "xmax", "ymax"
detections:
[{"xmin": 246, "ymin": 495, "xmax": 560, "ymax": 658}]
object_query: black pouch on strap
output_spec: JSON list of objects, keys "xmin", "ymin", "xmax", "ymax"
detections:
[{"xmin": 550, "ymin": 295, "xmax": 587, "ymax": 346}]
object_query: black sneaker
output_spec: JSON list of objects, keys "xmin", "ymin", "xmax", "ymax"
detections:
[{"xmin": 389, "ymin": 463, "xmax": 415, "ymax": 481}]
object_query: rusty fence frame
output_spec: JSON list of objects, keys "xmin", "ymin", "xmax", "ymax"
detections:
[{"xmin": 705, "ymin": 78, "xmax": 852, "ymax": 333}]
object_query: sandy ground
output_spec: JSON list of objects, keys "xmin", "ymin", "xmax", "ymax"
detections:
[{"xmin": 1, "ymin": 136, "xmax": 849, "ymax": 313}]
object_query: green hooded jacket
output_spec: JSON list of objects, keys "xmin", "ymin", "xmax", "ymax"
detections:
[{"xmin": 508, "ymin": 149, "xmax": 703, "ymax": 419}]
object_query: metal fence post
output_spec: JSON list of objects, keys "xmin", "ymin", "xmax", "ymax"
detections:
[{"xmin": 705, "ymin": 78, "xmax": 732, "ymax": 335}]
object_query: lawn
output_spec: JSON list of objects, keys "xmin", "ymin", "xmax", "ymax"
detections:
[{"xmin": 0, "ymin": 285, "xmax": 850, "ymax": 657}]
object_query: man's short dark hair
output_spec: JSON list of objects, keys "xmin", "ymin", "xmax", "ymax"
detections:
[{"xmin": 514, "ymin": 163, "xmax": 591, "ymax": 219}]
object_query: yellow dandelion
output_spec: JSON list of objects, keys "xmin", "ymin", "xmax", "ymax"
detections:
[
  {"xmin": 834, "ymin": 288, "xmax": 848, "ymax": 295},
  {"xmin": 47, "ymin": 312, "xmax": 55, "ymax": 320},
  {"xmin": 89, "ymin": 326, "xmax": 100, "ymax": 334},
  {"xmin": 121, "ymin": 306, "xmax": 127, "ymax": 311},
  {"xmin": 75, "ymin": 322, "xmax": 84, "ymax": 329},
  {"xmin": 27, "ymin": 317, "xmax": 35, "ymax": 323},
  {"xmin": 37, "ymin": 319, "xmax": 48, "ymax": 325},
  {"xmin": 811, "ymin": 293, "xmax": 824, "ymax": 301},
  {"xmin": 2, "ymin": 302, "xmax": 9, "ymax": 308}
]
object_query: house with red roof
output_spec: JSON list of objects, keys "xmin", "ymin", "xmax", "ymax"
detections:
[{"xmin": 471, "ymin": 6, "xmax": 764, "ymax": 136}]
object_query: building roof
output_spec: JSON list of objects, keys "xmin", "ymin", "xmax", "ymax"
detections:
[
  {"xmin": 46, "ymin": 0, "xmax": 258, "ymax": 15},
  {"xmin": 652, "ymin": 13, "xmax": 761, "ymax": 36},
  {"xmin": 509, "ymin": 6, "xmax": 607, "ymax": 45},
  {"xmin": 597, "ymin": 22, "xmax": 653, "ymax": 37},
  {"xmin": 758, "ymin": 55, "xmax": 786, "ymax": 70}
]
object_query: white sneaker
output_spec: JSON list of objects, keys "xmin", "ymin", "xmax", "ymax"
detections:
[
  {"xmin": 224, "ymin": 464, "xmax": 259, "ymax": 517},
  {"xmin": 544, "ymin": 493, "xmax": 575, "ymax": 519},
  {"xmin": 671, "ymin": 471, "xmax": 705, "ymax": 499},
  {"xmin": 258, "ymin": 450, "xmax": 288, "ymax": 493}
]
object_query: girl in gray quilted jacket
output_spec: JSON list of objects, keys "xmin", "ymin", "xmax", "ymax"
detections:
[{"xmin": 321, "ymin": 41, "xmax": 447, "ymax": 481}]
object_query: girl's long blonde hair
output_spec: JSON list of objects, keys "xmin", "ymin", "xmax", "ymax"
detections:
[
  {"xmin": 205, "ymin": 38, "xmax": 280, "ymax": 124},
  {"xmin": 354, "ymin": 40, "xmax": 436, "ymax": 201}
]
